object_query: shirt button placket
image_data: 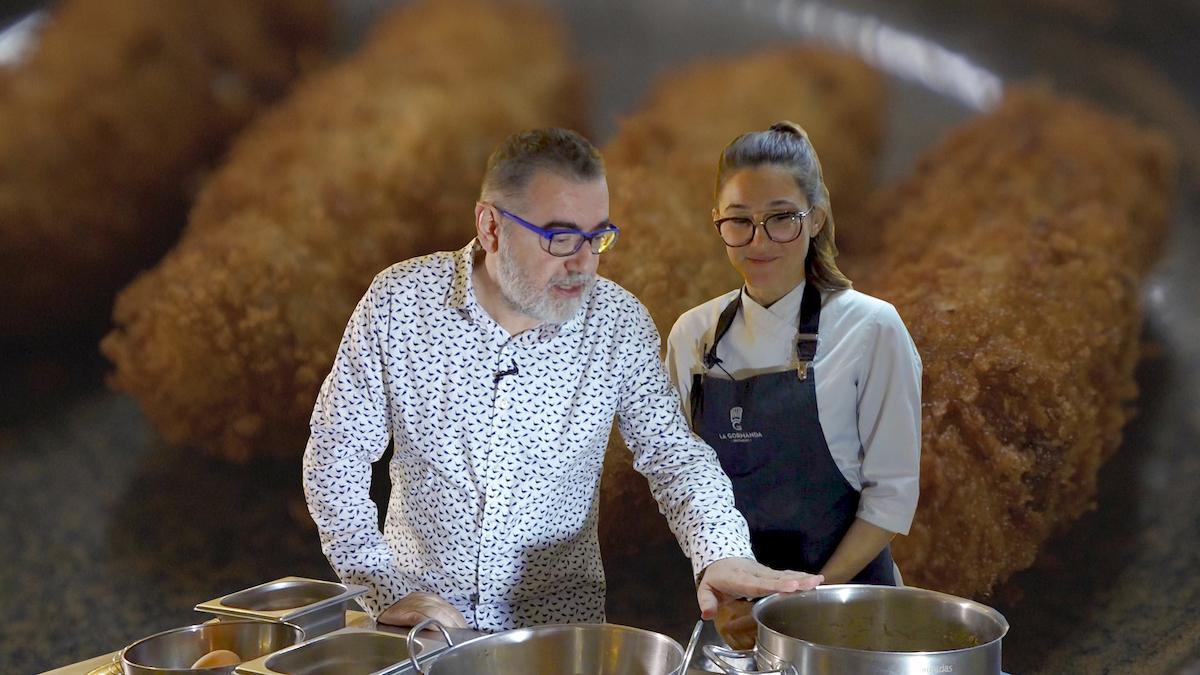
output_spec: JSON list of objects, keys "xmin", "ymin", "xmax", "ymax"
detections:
[{"xmin": 477, "ymin": 337, "xmax": 512, "ymax": 620}]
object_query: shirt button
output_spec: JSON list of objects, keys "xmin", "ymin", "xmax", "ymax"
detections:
[{"xmin": 496, "ymin": 396, "xmax": 510, "ymax": 410}]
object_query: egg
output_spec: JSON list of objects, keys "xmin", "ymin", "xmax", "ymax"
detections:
[{"xmin": 189, "ymin": 649, "xmax": 241, "ymax": 669}]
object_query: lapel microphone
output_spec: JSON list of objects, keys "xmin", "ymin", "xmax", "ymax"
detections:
[
  {"xmin": 494, "ymin": 362, "xmax": 519, "ymax": 384},
  {"xmin": 702, "ymin": 344, "xmax": 723, "ymax": 369}
]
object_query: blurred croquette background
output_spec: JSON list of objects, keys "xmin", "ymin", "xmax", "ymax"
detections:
[{"xmin": 1, "ymin": 1, "xmax": 1198, "ymax": 673}]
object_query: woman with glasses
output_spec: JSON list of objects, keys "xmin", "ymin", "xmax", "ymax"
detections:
[{"xmin": 666, "ymin": 122, "xmax": 922, "ymax": 647}]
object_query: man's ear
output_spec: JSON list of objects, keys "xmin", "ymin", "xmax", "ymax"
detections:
[{"xmin": 475, "ymin": 201, "xmax": 500, "ymax": 253}]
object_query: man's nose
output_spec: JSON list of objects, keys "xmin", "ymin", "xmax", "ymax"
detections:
[{"xmin": 564, "ymin": 243, "xmax": 597, "ymax": 272}]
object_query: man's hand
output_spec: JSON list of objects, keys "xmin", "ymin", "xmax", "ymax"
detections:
[
  {"xmin": 714, "ymin": 597, "xmax": 757, "ymax": 650},
  {"xmin": 377, "ymin": 592, "xmax": 468, "ymax": 629},
  {"xmin": 696, "ymin": 557, "xmax": 823, "ymax": 619}
]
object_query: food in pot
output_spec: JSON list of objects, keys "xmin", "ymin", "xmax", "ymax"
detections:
[
  {"xmin": 0, "ymin": 0, "xmax": 331, "ymax": 338},
  {"xmin": 190, "ymin": 649, "xmax": 241, "ymax": 668},
  {"xmin": 101, "ymin": 0, "xmax": 584, "ymax": 461},
  {"xmin": 809, "ymin": 616, "xmax": 981, "ymax": 652}
]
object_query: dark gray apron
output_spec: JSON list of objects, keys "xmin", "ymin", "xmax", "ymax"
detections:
[{"xmin": 690, "ymin": 284, "xmax": 894, "ymax": 584}]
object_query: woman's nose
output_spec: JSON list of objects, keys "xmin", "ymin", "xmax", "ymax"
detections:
[{"xmin": 748, "ymin": 222, "xmax": 774, "ymax": 248}]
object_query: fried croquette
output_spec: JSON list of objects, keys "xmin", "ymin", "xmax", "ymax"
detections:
[
  {"xmin": 100, "ymin": 0, "xmax": 584, "ymax": 461},
  {"xmin": 0, "ymin": 0, "xmax": 331, "ymax": 338},
  {"xmin": 858, "ymin": 87, "xmax": 1177, "ymax": 598}
]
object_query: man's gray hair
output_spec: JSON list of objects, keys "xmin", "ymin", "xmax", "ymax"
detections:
[{"xmin": 480, "ymin": 128, "xmax": 604, "ymax": 205}]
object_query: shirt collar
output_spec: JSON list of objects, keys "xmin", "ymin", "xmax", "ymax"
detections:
[
  {"xmin": 739, "ymin": 280, "xmax": 807, "ymax": 336},
  {"xmin": 445, "ymin": 239, "xmax": 479, "ymax": 313},
  {"xmin": 445, "ymin": 238, "xmax": 588, "ymax": 338}
]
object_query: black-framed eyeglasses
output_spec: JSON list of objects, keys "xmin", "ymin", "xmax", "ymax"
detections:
[
  {"xmin": 713, "ymin": 208, "xmax": 812, "ymax": 247},
  {"xmin": 495, "ymin": 206, "xmax": 620, "ymax": 257}
]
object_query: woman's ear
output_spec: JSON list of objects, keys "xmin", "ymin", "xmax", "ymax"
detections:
[{"xmin": 809, "ymin": 208, "xmax": 827, "ymax": 238}]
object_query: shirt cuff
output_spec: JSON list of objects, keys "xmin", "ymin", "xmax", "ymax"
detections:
[
  {"xmin": 691, "ymin": 540, "xmax": 756, "ymax": 581},
  {"xmin": 856, "ymin": 489, "xmax": 917, "ymax": 536}
]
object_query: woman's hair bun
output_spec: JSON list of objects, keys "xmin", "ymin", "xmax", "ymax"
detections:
[{"xmin": 768, "ymin": 121, "xmax": 805, "ymax": 137}]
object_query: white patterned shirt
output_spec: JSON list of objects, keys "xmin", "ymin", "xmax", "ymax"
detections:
[{"xmin": 303, "ymin": 240, "xmax": 754, "ymax": 631}]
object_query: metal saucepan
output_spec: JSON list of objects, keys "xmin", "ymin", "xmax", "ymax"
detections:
[
  {"xmin": 704, "ymin": 584, "xmax": 1009, "ymax": 675},
  {"xmin": 406, "ymin": 618, "xmax": 686, "ymax": 675},
  {"xmin": 113, "ymin": 619, "xmax": 304, "ymax": 675}
]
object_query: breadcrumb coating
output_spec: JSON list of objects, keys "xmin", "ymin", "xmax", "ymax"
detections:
[
  {"xmin": 0, "ymin": 0, "xmax": 332, "ymax": 337},
  {"xmin": 101, "ymin": 0, "xmax": 584, "ymax": 460},
  {"xmin": 860, "ymin": 87, "xmax": 1176, "ymax": 597}
]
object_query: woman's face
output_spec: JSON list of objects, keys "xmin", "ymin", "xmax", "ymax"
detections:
[{"xmin": 715, "ymin": 165, "xmax": 821, "ymax": 306}]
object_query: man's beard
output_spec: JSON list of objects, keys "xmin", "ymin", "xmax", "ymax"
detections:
[{"xmin": 496, "ymin": 236, "xmax": 595, "ymax": 324}]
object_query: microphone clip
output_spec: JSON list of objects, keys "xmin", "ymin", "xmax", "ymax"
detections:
[{"xmin": 493, "ymin": 364, "xmax": 519, "ymax": 384}]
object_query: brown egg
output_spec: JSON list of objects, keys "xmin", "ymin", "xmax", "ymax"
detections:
[{"xmin": 189, "ymin": 649, "xmax": 241, "ymax": 669}]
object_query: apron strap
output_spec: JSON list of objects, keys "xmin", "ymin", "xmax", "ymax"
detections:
[
  {"xmin": 697, "ymin": 283, "xmax": 823, "ymax": 406},
  {"xmin": 695, "ymin": 295, "xmax": 742, "ymax": 427},
  {"xmin": 796, "ymin": 282, "xmax": 821, "ymax": 363},
  {"xmin": 703, "ymin": 294, "xmax": 742, "ymax": 369}
]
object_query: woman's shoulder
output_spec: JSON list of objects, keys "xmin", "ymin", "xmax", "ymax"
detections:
[
  {"xmin": 668, "ymin": 288, "xmax": 741, "ymax": 344},
  {"xmin": 825, "ymin": 287, "xmax": 899, "ymax": 320},
  {"xmin": 822, "ymin": 288, "xmax": 912, "ymax": 341}
]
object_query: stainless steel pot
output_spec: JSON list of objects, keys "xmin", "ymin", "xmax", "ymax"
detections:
[
  {"xmin": 116, "ymin": 619, "xmax": 304, "ymax": 675},
  {"xmin": 406, "ymin": 619, "xmax": 686, "ymax": 675},
  {"xmin": 704, "ymin": 585, "xmax": 1009, "ymax": 675}
]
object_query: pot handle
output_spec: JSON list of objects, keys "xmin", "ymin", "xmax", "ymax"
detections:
[
  {"xmin": 406, "ymin": 618, "xmax": 454, "ymax": 675},
  {"xmin": 679, "ymin": 620, "xmax": 704, "ymax": 673},
  {"xmin": 703, "ymin": 645, "xmax": 797, "ymax": 675}
]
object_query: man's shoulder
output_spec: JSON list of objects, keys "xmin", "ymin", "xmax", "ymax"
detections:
[
  {"xmin": 590, "ymin": 276, "xmax": 643, "ymax": 310},
  {"xmin": 583, "ymin": 277, "xmax": 658, "ymax": 337},
  {"xmin": 372, "ymin": 250, "xmax": 458, "ymax": 295},
  {"xmin": 669, "ymin": 289, "xmax": 740, "ymax": 343}
]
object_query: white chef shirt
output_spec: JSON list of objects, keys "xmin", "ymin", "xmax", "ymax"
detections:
[
  {"xmin": 303, "ymin": 240, "xmax": 754, "ymax": 632},
  {"xmin": 666, "ymin": 281, "xmax": 922, "ymax": 536}
]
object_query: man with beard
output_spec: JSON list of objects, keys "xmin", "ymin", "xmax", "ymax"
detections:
[{"xmin": 302, "ymin": 128, "xmax": 822, "ymax": 633}]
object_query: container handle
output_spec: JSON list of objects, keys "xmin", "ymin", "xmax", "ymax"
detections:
[
  {"xmin": 702, "ymin": 644, "xmax": 797, "ymax": 675},
  {"xmin": 406, "ymin": 618, "xmax": 454, "ymax": 675},
  {"xmin": 678, "ymin": 620, "xmax": 704, "ymax": 673}
]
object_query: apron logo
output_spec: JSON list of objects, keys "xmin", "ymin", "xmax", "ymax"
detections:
[{"xmin": 719, "ymin": 407, "xmax": 761, "ymax": 441}]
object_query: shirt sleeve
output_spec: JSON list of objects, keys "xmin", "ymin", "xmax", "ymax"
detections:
[
  {"xmin": 302, "ymin": 277, "xmax": 403, "ymax": 618},
  {"xmin": 665, "ymin": 317, "xmax": 698, "ymax": 420},
  {"xmin": 616, "ymin": 300, "xmax": 755, "ymax": 578},
  {"xmin": 855, "ymin": 302, "xmax": 923, "ymax": 535}
]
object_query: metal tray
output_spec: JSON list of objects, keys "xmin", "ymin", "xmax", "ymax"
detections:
[
  {"xmin": 234, "ymin": 628, "xmax": 443, "ymax": 675},
  {"xmin": 196, "ymin": 577, "xmax": 368, "ymax": 639}
]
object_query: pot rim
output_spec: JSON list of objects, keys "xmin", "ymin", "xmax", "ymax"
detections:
[
  {"xmin": 420, "ymin": 621, "xmax": 686, "ymax": 673},
  {"xmin": 450, "ymin": 621, "xmax": 685, "ymax": 649},
  {"xmin": 753, "ymin": 584, "xmax": 1010, "ymax": 657},
  {"xmin": 119, "ymin": 618, "xmax": 304, "ymax": 673}
]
